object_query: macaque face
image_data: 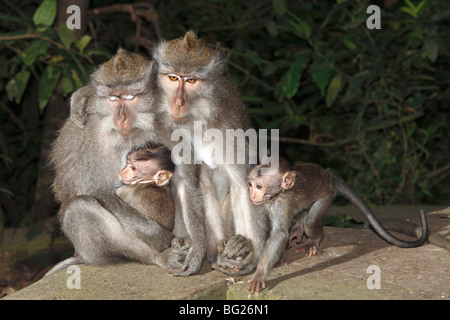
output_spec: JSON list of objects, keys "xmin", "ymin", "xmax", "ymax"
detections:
[
  {"xmin": 120, "ymin": 156, "xmax": 173, "ymax": 187},
  {"xmin": 160, "ymin": 73, "xmax": 202, "ymax": 122},
  {"xmin": 246, "ymin": 179, "xmax": 270, "ymax": 205},
  {"xmin": 105, "ymin": 93, "xmax": 140, "ymax": 136},
  {"xmin": 90, "ymin": 49, "xmax": 154, "ymax": 139},
  {"xmin": 247, "ymin": 168, "xmax": 296, "ymax": 205}
]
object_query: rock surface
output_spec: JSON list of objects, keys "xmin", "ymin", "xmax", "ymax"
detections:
[{"xmin": 2, "ymin": 205, "xmax": 449, "ymax": 300}]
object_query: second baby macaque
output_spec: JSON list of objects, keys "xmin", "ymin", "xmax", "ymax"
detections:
[
  {"xmin": 246, "ymin": 159, "xmax": 428, "ymax": 293},
  {"xmin": 116, "ymin": 145, "xmax": 175, "ymax": 231}
]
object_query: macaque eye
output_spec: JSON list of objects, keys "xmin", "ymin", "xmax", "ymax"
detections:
[
  {"xmin": 247, "ymin": 182, "xmax": 252, "ymax": 188},
  {"xmin": 168, "ymin": 75, "xmax": 179, "ymax": 81},
  {"xmin": 121, "ymin": 95, "xmax": 135, "ymax": 100},
  {"xmin": 108, "ymin": 96, "xmax": 119, "ymax": 101},
  {"xmin": 256, "ymin": 184, "xmax": 263, "ymax": 190},
  {"xmin": 131, "ymin": 165, "xmax": 136, "ymax": 171},
  {"xmin": 185, "ymin": 78, "xmax": 197, "ymax": 84}
]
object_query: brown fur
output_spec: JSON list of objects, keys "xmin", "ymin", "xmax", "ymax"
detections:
[{"xmin": 116, "ymin": 146, "xmax": 175, "ymax": 231}]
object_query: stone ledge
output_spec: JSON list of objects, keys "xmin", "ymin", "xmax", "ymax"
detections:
[{"xmin": 3, "ymin": 205, "xmax": 449, "ymax": 300}]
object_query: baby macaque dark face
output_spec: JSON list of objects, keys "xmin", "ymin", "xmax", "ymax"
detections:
[
  {"xmin": 246, "ymin": 179, "xmax": 269, "ymax": 205},
  {"xmin": 120, "ymin": 149, "xmax": 173, "ymax": 187},
  {"xmin": 246, "ymin": 165, "xmax": 296, "ymax": 205}
]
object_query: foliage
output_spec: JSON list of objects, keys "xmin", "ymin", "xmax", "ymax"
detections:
[
  {"xmin": 156, "ymin": 0, "xmax": 450, "ymax": 205},
  {"xmin": 0, "ymin": 0, "xmax": 106, "ymax": 227},
  {"xmin": 0, "ymin": 0, "xmax": 449, "ymax": 229}
]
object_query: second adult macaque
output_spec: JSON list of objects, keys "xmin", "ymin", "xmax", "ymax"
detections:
[
  {"xmin": 246, "ymin": 160, "xmax": 428, "ymax": 293},
  {"xmin": 116, "ymin": 146, "xmax": 175, "ymax": 231}
]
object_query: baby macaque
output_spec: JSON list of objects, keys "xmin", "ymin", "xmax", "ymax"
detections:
[
  {"xmin": 246, "ymin": 159, "xmax": 428, "ymax": 293},
  {"xmin": 116, "ymin": 145, "xmax": 175, "ymax": 231}
]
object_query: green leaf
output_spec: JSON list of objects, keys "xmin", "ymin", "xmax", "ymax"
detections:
[
  {"xmin": 0, "ymin": 187, "xmax": 14, "ymax": 198},
  {"xmin": 427, "ymin": 122, "xmax": 444, "ymax": 135},
  {"xmin": 281, "ymin": 55, "xmax": 308, "ymax": 98},
  {"xmin": 61, "ymin": 69, "xmax": 75, "ymax": 97},
  {"xmin": 424, "ymin": 38, "xmax": 438, "ymax": 63},
  {"xmin": 23, "ymin": 40, "xmax": 48, "ymax": 66},
  {"xmin": 326, "ymin": 74, "xmax": 342, "ymax": 107},
  {"xmin": 38, "ymin": 65, "xmax": 61, "ymax": 112},
  {"xmin": 348, "ymin": 70, "xmax": 370, "ymax": 93},
  {"xmin": 71, "ymin": 69, "xmax": 84, "ymax": 88},
  {"xmin": 0, "ymin": 13, "xmax": 30, "ymax": 27},
  {"xmin": 421, "ymin": 186, "xmax": 432, "ymax": 198},
  {"xmin": 408, "ymin": 94, "xmax": 426, "ymax": 110},
  {"xmin": 310, "ymin": 59, "xmax": 334, "ymax": 96},
  {"xmin": 32, "ymin": 0, "xmax": 56, "ymax": 27},
  {"xmin": 289, "ymin": 19, "xmax": 311, "ymax": 39},
  {"xmin": 416, "ymin": 1, "xmax": 427, "ymax": 13},
  {"xmin": 6, "ymin": 70, "xmax": 30, "ymax": 103},
  {"xmin": 58, "ymin": 24, "xmax": 78, "ymax": 48},
  {"xmin": 246, "ymin": 50, "xmax": 261, "ymax": 66},
  {"xmin": 265, "ymin": 20, "xmax": 278, "ymax": 38},
  {"xmin": 400, "ymin": 0, "xmax": 426, "ymax": 18},
  {"xmin": 342, "ymin": 38, "xmax": 357, "ymax": 51},
  {"xmin": 400, "ymin": 6, "xmax": 416, "ymax": 18},
  {"xmin": 273, "ymin": 0, "xmax": 286, "ymax": 16},
  {"xmin": 76, "ymin": 35, "xmax": 92, "ymax": 53}
]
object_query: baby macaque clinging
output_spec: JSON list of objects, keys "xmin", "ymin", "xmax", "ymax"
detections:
[
  {"xmin": 246, "ymin": 159, "xmax": 428, "ymax": 293},
  {"xmin": 116, "ymin": 145, "xmax": 175, "ymax": 231}
]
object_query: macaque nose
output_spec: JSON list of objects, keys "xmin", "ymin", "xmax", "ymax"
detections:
[
  {"xmin": 175, "ymin": 94, "xmax": 185, "ymax": 109},
  {"xmin": 173, "ymin": 94, "xmax": 186, "ymax": 117},
  {"xmin": 115, "ymin": 104, "xmax": 132, "ymax": 134}
]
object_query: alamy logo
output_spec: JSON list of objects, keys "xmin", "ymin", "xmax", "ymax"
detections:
[
  {"xmin": 366, "ymin": 265, "xmax": 381, "ymax": 289},
  {"xmin": 66, "ymin": 5, "xmax": 81, "ymax": 30},
  {"xmin": 366, "ymin": 5, "xmax": 381, "ymax": 30},
  {"xmin": 66, "ymin": 265, "xmax": 81, "ymax": 290},
  {"xmin": 171, "ymin": 121, "xmax": 280, "ymax": 175}
]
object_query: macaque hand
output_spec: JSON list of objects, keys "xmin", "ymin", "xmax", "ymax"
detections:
[
  {"xmin": 247, "ymin": 271, "xmax": 266, "ymax": 294},
  {"xmin": 166, "ymin": 238, "xmax": 205, "ymax": 277},
  {"xmin": 158, "ymin": 238, "xmax": 191, "ymax": 273}
]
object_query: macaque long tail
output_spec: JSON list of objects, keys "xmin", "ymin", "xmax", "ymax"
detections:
[{"xmin": 334, "ymin": 177, "xmax": 428, "ymax": 248}]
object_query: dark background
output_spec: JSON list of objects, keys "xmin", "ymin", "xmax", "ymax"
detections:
[{"xmin": 0, "ymin": 1, "xmax": 448, "ymax": 235}]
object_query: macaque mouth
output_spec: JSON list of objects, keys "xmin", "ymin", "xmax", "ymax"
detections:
[
  {"xmin": 129, "ymin": 178, "xmax": 154, "ymax": 185},
  {"xmin": 251, "ymin": 200, "xmax": 266, "ymax": 206},
  {"xmin": 169, "ymin": 113, "xmax": 188, "ymax": 122},
  {"xmin": 122, "ymin": 178, "xmax": 152, "ymax": 185},
  {"xmin": 117, "ymin": 128, "xmax": 137, "ymax": 136}
]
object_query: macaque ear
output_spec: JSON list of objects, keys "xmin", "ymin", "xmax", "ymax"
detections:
[
  {"xmin": 70, "ymin": 86, "xmax": 91, "ymax": 129},
  {"xmin": 281, "ymin": 171, "xmax": 296, "ymax": 190},
  {"xmin": 154, "ymin": 170, "xmax": 173, "ymax": 186}
]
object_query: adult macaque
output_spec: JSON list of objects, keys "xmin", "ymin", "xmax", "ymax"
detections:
[
  {"xmin": 152, "ymin": 31, "xmax": 267, "ymax": 276},
  {"xmin": 246, "ymin": 160, "xmax": 428, "ymax": 293},
  {"xmin": 46, "ymin": 49, "xmax": 188, "ymax": 277},
  {"xmin": 116, "ymin": 146, "xmax": 175, "ymax": 231}
]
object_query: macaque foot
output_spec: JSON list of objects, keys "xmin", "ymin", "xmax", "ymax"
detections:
[
  {"xmin": 275, "ymin": 250, "xmax": 288, "ymax": 266},
  {"xmin": 288, "ymin": 221, "xmax": 305, "ymax": 248},
  {"xmin": 212, "ymin": 235, "xmax": 255, "ymax": 276},
  {"xmin": 160, "ymin": 237, "xmax": 192, "ymax": 274},
  {"xmin": 167, "ymin": 237, "xmax": 206, "ymax": 277},
  {"xmin": 294, "ymin": 239, "xmax": 319, "ymax": 257}
]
